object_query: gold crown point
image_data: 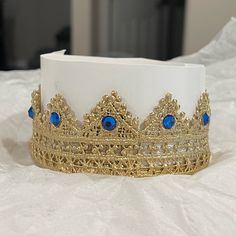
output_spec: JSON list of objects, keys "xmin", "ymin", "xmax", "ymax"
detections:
[
  {"xmin": 83, "ymin": 113, "xmax": 90, "ymax": 121},
  {"xmin": 102, "ymin": 94, "xmax": 109, "ymax": 101},
  {"xmin": 47, "ymin": 103, "xmax": 52, "ymax": 110},
  {"xmin": 111, "ymin": 90, "xmax": 117, "ymax": 96},
  {"xmin": 111, "ymin": 90, "xmax": 121, "ymax": 100},
  {"xmin": 179, "ymin": 111, "xmax": 185, "ymax": 119},
  {"xmin": 165, "ymin": 93, "xmax": 172, "ymax": 100}
]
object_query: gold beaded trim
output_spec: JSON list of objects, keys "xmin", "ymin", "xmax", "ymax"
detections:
[{"xmin": 30, "ymin": 89, "xmax": 211, "ymax": 177}]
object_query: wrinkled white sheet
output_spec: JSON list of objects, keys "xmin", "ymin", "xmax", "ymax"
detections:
[{"xmin": 0, "ymin": 19, "xmax": 236, "ymax": 236}]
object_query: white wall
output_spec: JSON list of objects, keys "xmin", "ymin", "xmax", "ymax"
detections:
[
  {"xmin": 184, "ymin": 0, "xmax": 236, "ymax": 54},
  {"xmin": 71, "ymin": 0, "xmax": 92, "ymax": 55}
]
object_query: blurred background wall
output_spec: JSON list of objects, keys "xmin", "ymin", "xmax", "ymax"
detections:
[
  {"xmin": 1, "ymin": 0, "xmax": 70, "ymax": 69},
  {"xmin": 0, "ymin": 0, "xmax": 235, "ymax": 70},
  {"xmin": 72, "ymin": 0, "xmax": 185, "ymax": 59},
  {"xmin": 72, "ymin": 0, "xmax": 236, "ymax": 58},
  {"xmin": 184, "ymin": 0, "xmax": 236, "ymax": 54}
]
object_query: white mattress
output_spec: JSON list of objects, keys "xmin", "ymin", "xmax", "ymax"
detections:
[{"xmin": 0, "ymin": 19, "xmax": 236, "ymax": 236}]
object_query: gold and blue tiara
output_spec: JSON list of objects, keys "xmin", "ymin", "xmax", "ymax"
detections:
[{"xmin": 28, "ymin": 88, "xmax": 210, "ymax": 177}]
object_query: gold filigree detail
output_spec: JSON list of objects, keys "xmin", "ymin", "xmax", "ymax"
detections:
[{"xmin": 30, "ymin": 89, "xmax": 211, "ymax": 177}]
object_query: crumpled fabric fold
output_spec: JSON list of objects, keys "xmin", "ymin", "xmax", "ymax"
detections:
[{"xmin": 0, "ymin": 19, "xmax": 236, "ymax": 236}]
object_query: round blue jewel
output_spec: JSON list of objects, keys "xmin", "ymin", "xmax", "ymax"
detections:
[
  {"xmin": 202, "ymin": 112, "xmax": 210, "ymax": 126},
  {"xmin": 28, "ymin": 106, "xmax": 35, "ymax": 119},
  {"xmin": 102, "ymin": 116, "xmax": 117, "ymax": 131},
  {"xmin": 163, "ymin": 115, "xmax": 175, "ymax": 129},
  {"xmin": 50, "ymin": 112, "xmax": 61, "ymax": 127}
]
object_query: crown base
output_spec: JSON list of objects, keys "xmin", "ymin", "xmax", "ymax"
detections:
[
  {"xmin": 30, "ymin": 142, "xmax": 210, "ymax": 177},
  {"xmin": 29, "ymin": 88, "xmax": 211, "ymax": 177}
]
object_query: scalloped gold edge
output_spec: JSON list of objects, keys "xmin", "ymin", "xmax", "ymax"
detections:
[{"xmin": 29, "ymin": 88, "xmax": 211, "ymax": 177}]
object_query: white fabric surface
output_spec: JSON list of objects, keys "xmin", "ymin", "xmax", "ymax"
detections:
[{"xmin": 0, "ymin": 19, "xmax": 236, "ymax": 236}]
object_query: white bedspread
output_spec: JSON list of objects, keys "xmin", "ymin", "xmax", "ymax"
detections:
[{"xmin": 0, "ymin": 19, "xmax": 236, "ymax": 236}]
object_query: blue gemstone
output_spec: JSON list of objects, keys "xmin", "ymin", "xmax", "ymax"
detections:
[
  {"xmin": 163, "ymin": 115, "xmax": 175, "ymax": 129},
  {"xmin": 50, "ymin": 112, "xmax": 61, "ymax": 127},
  {"xmin": 202, "ymin": 112, "xmax": 210, "ymax": 126},
  {"xmin": 28, "ymin": 106, "xmax": 35, "ymax": 119},
  {"xmin": 102, "ymin": 116, "xmax": 117, "ymax": 131}
]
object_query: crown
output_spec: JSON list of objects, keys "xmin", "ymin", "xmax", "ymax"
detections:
[{"xmin": 28, "ymin": 88, "xmax": 211, "ymax": 177}]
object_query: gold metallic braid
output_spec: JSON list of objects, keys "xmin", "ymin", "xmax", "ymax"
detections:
[{"xmin": 30, "ymin": 89, "xmax": 211, "ymax": 177}]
